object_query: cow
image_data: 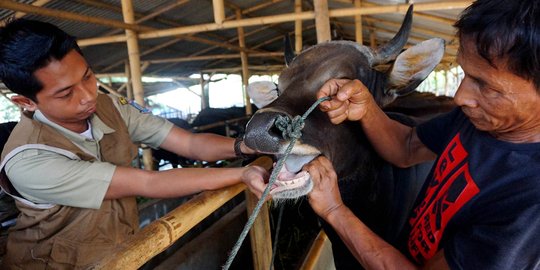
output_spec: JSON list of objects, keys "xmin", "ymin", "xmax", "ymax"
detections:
[
  {"xmin": 243, "ymin": 6, "xmax": 455, "ymax": 269},
  {"xmin": 152, "ymin": 105, "xmax": 256, "ymax": 169}
]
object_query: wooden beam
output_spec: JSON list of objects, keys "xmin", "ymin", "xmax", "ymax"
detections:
[
  {"xmin": 0, "ymin": 0, "xmax": 53, "ymax": 26},
  {"xmin": 0, "ymin": 0, "xmax": 150, "ymax": 32},
  {"xmin": 146, "ymin": 52, "xmax": 283, "ymax": 64},
  {"xmin": 329, "ymin": 1, "xmax": 472, "ymax": 17},
  {"xmin": 77, "ymin": 1, "xmax": 472, "ymax": 46}
]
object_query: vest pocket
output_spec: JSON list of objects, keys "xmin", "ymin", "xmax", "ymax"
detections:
[{"xmin": 50, "ymin": 237, "xmax": 114, "ymax": 267}]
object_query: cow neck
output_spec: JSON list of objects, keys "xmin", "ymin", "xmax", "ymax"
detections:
[{"xmin": 364, "ymin": 71, "xmax": 388, "ymax": 107}]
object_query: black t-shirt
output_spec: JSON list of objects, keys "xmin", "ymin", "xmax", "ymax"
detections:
[{"xmin": 400, "ymin": 108, "xmax": 540, "ymax": 269}]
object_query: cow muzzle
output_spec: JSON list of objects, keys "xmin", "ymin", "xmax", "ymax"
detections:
[{"xmin": 245, "ymin": 109, "xmax": 321, "ymax": 199}]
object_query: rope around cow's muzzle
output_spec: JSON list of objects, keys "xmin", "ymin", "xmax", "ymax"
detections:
[{"xmin": 223, "ymin": 96, "xmax": 331, "ymax": 270}]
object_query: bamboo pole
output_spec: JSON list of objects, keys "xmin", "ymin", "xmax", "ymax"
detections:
[
  {"xmin": 101, "ymin": 0, "xmax": 283, "ymax": 72},
  {"xmin": 354, "ymin": 0, "xmax": 363, "ymax": 44},
  {"xmin": 213, "ymin": 0, "xmax": 226, "ymax": 24},
  {"xmin": 314, "ymin": 0, "xmax": 331, "ymax": 43},
  {"xmin": 236, "ymin": 10, "xmax": 253, "ymax": 116},
  {"xmin": 235, "ymin": 7, "xmax": 272, "ymax": 270},
  {"xmin": 0, "ymin": 0, "xmax": 52, "ymax": 26},
  {"xmin": 0, "ymin": 0, "xmax": 149, "ymax": 32},
  {"xmin": 201, "ymin": 65, "xmax": 285, "ymax": 74},
  {"xmin": 122, "ymin": 61, "xmax": 132, "ymax": 99},
  {"xmin": 92, "ymin": 174, "xmax": 237, "ymax": 267},
  {"xmin": 369, "ymin": 28, "xmax": 376, "ymax": 49},
  {"xmin": 200, "ymin": 73, "xmax": 208, "ymax": 109},
  {"xmin": 294, "ymin": 0, "xmax": 303, "ymax": 54},
  {"xmin": 147, "ymin": 52, "xmax": 282, "ymax": 64},
  {"xmin": 93, "ymin": 157, "xmax": 273, "ymax": 269},
  {"xmin": 329, "ymin": 1, "xmax": 472, "ymax": 17},
  {"xmin": 76, "ymin": 1, "xmax": 471, "ymax": 47},
  {"xmin": 120, "ymin": 0, "xmax": 153, "ymax": 171}
]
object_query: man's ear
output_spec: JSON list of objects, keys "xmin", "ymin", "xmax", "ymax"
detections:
[{"xmin": 11, "ymin": 95, "xmax": 37, "ymax": 111}]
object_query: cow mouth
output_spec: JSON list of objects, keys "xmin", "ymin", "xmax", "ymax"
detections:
[{"xmin": 269, "ymin": 154, "xmax": 317, "ymax": 200}]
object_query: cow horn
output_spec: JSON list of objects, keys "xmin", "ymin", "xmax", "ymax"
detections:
[
  {"xmin": 284, "ymin": 34, "xmax": 296, "ymax": 66},
  {"xmin": 372, "ymin": 5, "xmax": 414, "ymax": 66}
]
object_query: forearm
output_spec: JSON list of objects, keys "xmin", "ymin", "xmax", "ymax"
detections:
[
  {"xmin": 188, "ymin": 133, "xmax": 237, "ymax": 161},
  {"xmin": 324, "ymin": 205, "xmax": 418, "ymax": 270},
  {"xmin": 106, "ymin": 166, "xmax": 244, "ymax": 199},
  {"xmin": 160, "ymin": 127, "xmax": 237, "ymax": 161},
  {"xmin": 359, "ymin": 103, "xmax": 417, "ymax": 167}
]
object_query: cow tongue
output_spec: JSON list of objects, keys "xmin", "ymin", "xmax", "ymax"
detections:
[{"xmin": 270, "ymin": 154, "xmax": 316, "ymax": 197}]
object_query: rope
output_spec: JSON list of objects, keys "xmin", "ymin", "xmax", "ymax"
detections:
[{"xmin": 222, "ymin": 96, "xmax": 330, "ymax": 270}]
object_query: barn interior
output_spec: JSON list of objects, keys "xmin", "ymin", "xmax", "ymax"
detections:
[{"xmin": 0, "ymin": 1, "xmax": 470, "ymax": 269}]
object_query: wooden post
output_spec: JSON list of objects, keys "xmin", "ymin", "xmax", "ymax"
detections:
[
  {"xmin": 212, "ymin": 0, "xmax": 225, "ymax": 24},
  {"xmin": 236, "ymin": 10, "xmax": 253, "ymax": 116},
  {"xmin": 121, "ymin": 0, "xmax": 154, "ymax": 171},
  {"xmin": 369, "ymin": 28, "xmax": 376, "ymax": 49},
  {"xmin": 314, "ymin": 0, "xmax": 331, "ymax": 43},
  {"xmin": 354, "ymin": 0, "xmax": 363, "ymax": 44},
  {"xmin": 200, "ymin": 72, "xmax": 209, "ymax": 109},
  {"xmin": 294, "ymin": 0, "xmax": 303, "ymax": 54},
  {"xmin": 124, "ymin": 61, "xmax": 133, "ymax": 100},
  {"xmin": 236, "ymin": 9, "xmax": 271, "ymax": 269}
]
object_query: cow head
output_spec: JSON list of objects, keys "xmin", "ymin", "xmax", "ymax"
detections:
[{"xmin": 244, "ymin": 5, "xmax": 444, "ymax": 199}]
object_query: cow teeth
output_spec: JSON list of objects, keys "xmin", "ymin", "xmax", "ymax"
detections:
[{"xmin": 271, "ymin": 171, "xmax": 311, "ymax": 196}]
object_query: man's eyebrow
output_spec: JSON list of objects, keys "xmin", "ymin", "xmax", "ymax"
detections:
[{"xmin": 52, "ymin": 66, "xmax": 90, "ymax": 95}]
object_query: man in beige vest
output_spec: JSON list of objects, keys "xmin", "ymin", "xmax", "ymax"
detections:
[{"xmin": 0, "ymin": 19, "xmax": 267, "ymax": 269}]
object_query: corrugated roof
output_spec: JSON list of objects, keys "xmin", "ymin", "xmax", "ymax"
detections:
[{"xmin": 0, "ymin": 0, "xmax": 472, "ymax": 97}]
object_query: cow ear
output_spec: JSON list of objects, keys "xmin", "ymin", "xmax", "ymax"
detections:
[
  {"xmin": 284, "ymin": 35, "xmax": 296, "ymax": 66},
  {"xmin": 385, "ymin": 38, "xmax": 445, "ymax": 97},
  {"xmin": 247, "ymin": 81, "xmax": 279, "ymax": 108}
]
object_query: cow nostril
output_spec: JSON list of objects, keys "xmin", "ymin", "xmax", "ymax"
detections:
[{"xmin": 268, "ymin": 123, "xmax": 284, "ymax": 141}]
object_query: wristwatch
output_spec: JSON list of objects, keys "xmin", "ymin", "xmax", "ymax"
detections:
[{"xmin": 234, "ymin": 136, "xmax": 250, "ymax": 159}]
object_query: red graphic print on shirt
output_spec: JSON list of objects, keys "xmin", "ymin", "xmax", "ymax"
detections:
[{"xmin": 407, "ymin": 133, "xmax": 480, "ymax": 263}]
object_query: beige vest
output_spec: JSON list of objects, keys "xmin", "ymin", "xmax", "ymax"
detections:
[{"xmin": 0, "ymin": 94, "xmax": 139, "ymax": 269}]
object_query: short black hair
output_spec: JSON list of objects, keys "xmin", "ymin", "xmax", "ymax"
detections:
[
  {"xmin": 0, "ymin": 19, "xmax": 82, "ymax": 102},
  {"xmin": 455, "ymin": 0, "xmax": 540, "ymax": 90}
]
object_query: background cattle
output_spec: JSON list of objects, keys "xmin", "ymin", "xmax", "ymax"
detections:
[
  {"xmin": 152, "ymin": 105, "xmax": 256, "ymax": 169},
  {"xmin": 244, "ymin": 6, "xmax": 456, "ymax": 269}
]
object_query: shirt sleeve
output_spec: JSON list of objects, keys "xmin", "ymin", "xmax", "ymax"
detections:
[
  {"xmin": 4, "ymin": 148, "xmax": 116, "ymax": 209},
  {"xmin": 110, "ymin": 95, "xmax": 174, "ymax": 148}
]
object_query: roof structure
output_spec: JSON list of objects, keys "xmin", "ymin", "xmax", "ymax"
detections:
[{"xmin": 0, "ymin": 0, "xmax": 472, "ymax": 99}]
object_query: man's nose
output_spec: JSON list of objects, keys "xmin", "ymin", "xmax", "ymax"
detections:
[
  {"xmin": 453, "ymin": 80, "xmax": 477, "ymax": 108},
  {"xmin": 79, "ymin": 83, "xmax": 97, "ymax": 104}
]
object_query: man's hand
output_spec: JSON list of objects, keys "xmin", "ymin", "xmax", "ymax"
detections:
[
  {"xmin": 241, "ymin": 165, "xmax": 269, "ymax": 198},
  {"xmin": 317, "ymin": 79, "xmax": 375, "ymax": 125},
  {"xmin": 305, "ymin": 156, "xmax": 344, "ymax": 220}
]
